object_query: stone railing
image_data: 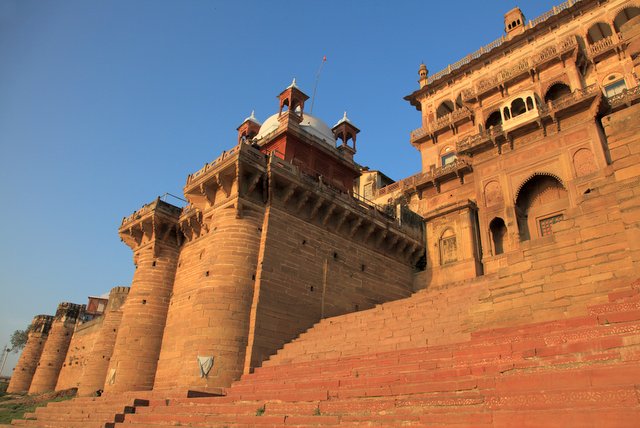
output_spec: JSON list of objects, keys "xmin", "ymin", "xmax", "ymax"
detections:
[
  {"xmin": 121, "ymin": 198, "xmax": 181, "ymax": 227},
  {"xmin": 456, "ymin": 124, "xmax": 503, "ymax": 153},
  {"xmin": 410, "ymin": 107, "xmax": 473, "ymax": 144},
  {"xmin": 409, "ymin": 126, "xmax": 428, "ymax": 143},
  {"xmin": 187, "ymin": 144, "xmax": 241, "ymax": 184},
  {"xmin": 607, "ymin": 85, "xmax": 640, "ymax": 108},
  {"xmin": 550, "ymin": 83, "xmax": 598, "ymax": 111},
  {"xmin": 588, "ymin": 34, "xmax": 618, "ymax": 58},
  {"xmin": 376, "ymin": 158, "xmax": 471, "ymax": 197},
  {"xmin": 426, "ymin": 0, "xmax": 583, "ymax": 85},
  {"xmin": 121, "ymin": 202, "xmax": 155, "ymax": 226}
]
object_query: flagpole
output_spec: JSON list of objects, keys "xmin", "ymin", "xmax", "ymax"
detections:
[{"xmin": 310, "ymin": 55, "xmax": 327, "ymax": 114}]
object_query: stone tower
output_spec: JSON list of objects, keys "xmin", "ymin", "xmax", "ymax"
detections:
[
  {"xmin": 6, "ymin": 315, "xmax": 53, "ymax": 393},
  {"xmin": 103, "ymin": 199, "xmax": 181, "ymax": 393},
  {"xmin": 76, "ymin": 286, "xmax": 130, "ymax": 396},
  {"xmin": 28, "ymin": 303, "xmax": 84, "ymax": 394}
]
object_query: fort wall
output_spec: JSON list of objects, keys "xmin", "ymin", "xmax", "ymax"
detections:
[
  {"xmin": 6, "ymin": 315, "xmax": 53, "ymax": 394},
  {"xmin": 104, "ymin": 200, "xmax": 181, "ymax": 393},
  {"xmin": 54, "ymin": 316, "xmax": 102, "ymax": 391},
  {"xmin": 76, "ymin": 286, "xmax": 129, "ymax": 396},
  {"xmin": 28, "ymin": 303, "xmax": 84, "ymax": 394},
  {"xmin": 244, "ymin": 204, "xmax": 415, "ymax": 371},
  {"xmin": 153, "ymin": 205, "xmax": 264, "ymax": 392}
]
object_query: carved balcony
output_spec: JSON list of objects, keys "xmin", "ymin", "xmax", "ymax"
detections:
[
  {"xmin": 588, "ymin": 34, "xmax": 621, "ymax": 61},
  {"xmin": 549, "ymin": 84, "xmax": 599, "ymax": 114},
  {"xmin": 456, "ymin": 125, "xmax": 504, "ymax": 155},
  {"xmin": 607, "ymin": 84, "xmax": 640, "ymax": 110}
]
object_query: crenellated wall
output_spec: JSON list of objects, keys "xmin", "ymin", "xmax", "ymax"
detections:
[
  {"xmin": 28, "ymin": 303, "xmax": 84, "ymax": 394},
  {"xmin": 7, "ymin": 315, "xmax": 53, "ymax": 393}
]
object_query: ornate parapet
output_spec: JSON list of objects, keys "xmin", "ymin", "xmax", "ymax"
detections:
[
  {"xmin": 607, "ymin": 84, "xmax": 640, "ymax": 110},
  {"xmin": 184, "ymin": 142, "xmax": 267, "ymax": 212},
  {"xmin": 268, "ymin": 155, "xmax": 424, "ymax": 265},
  {"xmin": 377, "ymin": 158, "xmax": 473, "ymax": 198},
  {"xmin": 119, "ymin": 198, "xmax": 182, "ymax": 254}
]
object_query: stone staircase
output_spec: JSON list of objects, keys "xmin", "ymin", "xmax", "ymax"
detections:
[{"xmin": 11, "ymin": 279, "xmax": 640, "ymax": 427}]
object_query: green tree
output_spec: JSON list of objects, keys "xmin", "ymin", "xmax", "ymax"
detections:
[{"xmin": 10, "ymin": 327, "xmax": 30, "ymax": 353}]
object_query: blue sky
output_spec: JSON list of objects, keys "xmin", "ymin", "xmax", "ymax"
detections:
[{"xmin": 0, "ymin": 0, "xmax": 561, "ymax": 375}]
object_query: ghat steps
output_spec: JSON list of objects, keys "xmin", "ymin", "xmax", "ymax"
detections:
[{"xmin": 11, "ymin": 278, "xmax": 640, "ymax": 427}]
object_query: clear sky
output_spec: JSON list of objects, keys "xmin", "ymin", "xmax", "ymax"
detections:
[{"xmin": 0, "ymin": 0, "xmax": 561, "ymax": 375}]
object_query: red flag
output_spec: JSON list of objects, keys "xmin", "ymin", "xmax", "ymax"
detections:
[{"xmin": 323, "ymin": 55, "xmax": 327, "ymax": 62}]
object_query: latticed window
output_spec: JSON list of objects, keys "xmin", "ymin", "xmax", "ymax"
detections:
[{"xmin": 539, "ymin": 214, "xmax": 563, "ymax": 236}]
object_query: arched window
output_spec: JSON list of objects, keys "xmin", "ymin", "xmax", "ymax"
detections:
[
  {"xmin": 439, "ymin": 228, "xmax": 457, "ymax": 265},
  {"xmin": 485, "ymin": 110, "xmax": 502, "ymax": 129},
  {"xmin": 436, "ymin": 100, "xmax": 455, "ymax": 119},
  {"xmin": 511, "ymin": 98, "xmax": 526, "ymax": 117},
  {"xmin": 503, "ymin": 106, "xmax": 511, "ymax": 121},
  {"xmin": 515, "ymin": 174, "xmax": 569, "ymax": 241},
  {"xmin": 526, "ymin": 96, "xmax": 534, "ymax": 111},
  {"xmin": 544, "ymin": 83, "xmax": 572, "ymax": 103},
  {"xmin": 587, "ymin": 22, "xmax": 613, "ymax": 44},
  {"xmin": 489, "ymin": 218, "xmax": 507, "ymax": 255},
  {"xmin": 455, "ymin": 93, "xmax": 463, "ymax": 109},
  {"xmin": 614, "ymin": 6, "xmax": 640, "ymax": 33}
]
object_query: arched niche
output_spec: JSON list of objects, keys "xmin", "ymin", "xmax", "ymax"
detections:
[
  {"xmin": 587, "ymin": 22, "xmax": 613, "ymax": 44},
  {"xmin": 515, "ymin": 173, "xmax": 569, "ymax": 241},
  {"xmin": 489, "ymin": 217, "xmax": 507, "ymax": 256},
  {"xmin": 544, "ymin": 82, "xmax": 572, "ymax": 103},
  {"xmin": 485, "ymin": 110, "xmax": 502, "ymax": 129},
  {"xmin": 439, "ymin": 228, "xmax": 458, "ymax": 265},
  {"xmin": 436, "ymin": 100, "xmax": 455, "ymax": 119},
  {"xmin": 614, "ymin": 6, "xmax": 640, "ymax": 32}
]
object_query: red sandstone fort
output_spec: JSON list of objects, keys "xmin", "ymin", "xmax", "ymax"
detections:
[{"xmin": 6, "ymin": 0, "xmax": 640, "ymax": 426}]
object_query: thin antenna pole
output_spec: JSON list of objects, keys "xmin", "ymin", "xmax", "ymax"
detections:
[{"xmin": 310, "ymin": 55, "xmax": 327, "ymax": 114}]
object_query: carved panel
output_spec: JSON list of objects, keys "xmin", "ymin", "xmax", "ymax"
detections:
[
  {"xmin": 439, "ymin": 229, "xmax": 458, "ymax": 265},
  {"xmin": 573, "ymin": 148, "xmax": 598, "ymax": 177}
]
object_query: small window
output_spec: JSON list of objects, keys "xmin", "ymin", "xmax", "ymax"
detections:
[
  {"xmin": 441, "ymin": 152, "xmax": 457, "ymax": 166},
  {"xmin": 539, "ymin": 214, "xmax": 563, "ymax": 237},
  {"xmin": 604, "ymin": 80, "xmax": 626, "ymax": 98},
  {"xmin": 526, "ymin": 97, "xmax": 534, "ymax": 111}
]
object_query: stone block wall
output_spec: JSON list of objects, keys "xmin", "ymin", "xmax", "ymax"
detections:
[
  {"xmin": 7, "ymin": 315, "xmax": 53, "ymax": 394},
  {"xmin": 28, "ymin": 302, "xmax": 84, "ymax": 394},
  {"xmin": 153, "ymin": 206, "xmax": 264, "ymax": 392},
  {"xmin": 77, "ymin": 286, "xmax": 129, "ymax": 396},
  {"xmin": 55, "ymin": 317, "xmax": 103, "ymax": 391},
  {"xmin": 243, "ymin": 204, "xmax": 415, "ymax": 373}
]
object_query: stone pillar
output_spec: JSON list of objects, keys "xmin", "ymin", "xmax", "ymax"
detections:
[
  {"xmin": 103, "ymin": 199, "xmax": 181, "ymax": 393},
  {"xmin": 76, "ymin": 286, "xmax": 130, "ymax": 396},
  {"xmin": 7, "ymin": 315, "xmax": 53, "ymax": 393},
  {"xmin": 153, "ymin": 206, "xmax": 263, "ymax": 392},
  {"xmin": 28, "ymin": 303, "xmax": 84, "ymax": 394}
]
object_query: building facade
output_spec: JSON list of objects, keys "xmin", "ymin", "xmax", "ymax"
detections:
[{"xmin": 8, "ymin": 0, "xmax": 640, "ymax": 398}]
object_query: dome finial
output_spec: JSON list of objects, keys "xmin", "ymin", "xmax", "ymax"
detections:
[{"xmin": 287, "ymin": 78, "xmax": 298, "ymax": 89}]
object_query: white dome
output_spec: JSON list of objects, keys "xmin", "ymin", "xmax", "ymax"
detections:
[{"xmin": 255, "ymin": 112, "xmax": 336, "ymax": 146}]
